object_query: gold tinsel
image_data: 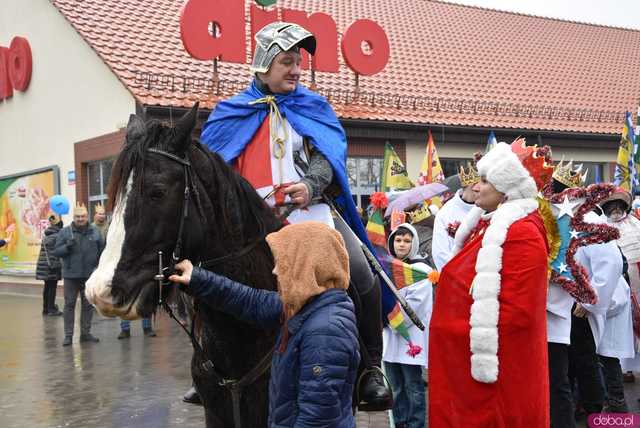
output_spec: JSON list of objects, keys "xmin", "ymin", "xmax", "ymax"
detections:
[{"xmin": 537, "ymin": 197, "xmax": 561, "ymax": 273}]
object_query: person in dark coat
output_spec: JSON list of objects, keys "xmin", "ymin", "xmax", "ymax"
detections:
[
  {"xmin": 36, "ymin": 214, "xmax": 64, "ymax": 316},
  {"xmin": 53, "ymin": 204, "xmax": 104, "ymax": 346},
  {"xmin": 170, "ymin": 222, "xmax": 360, "ymax": 428}
]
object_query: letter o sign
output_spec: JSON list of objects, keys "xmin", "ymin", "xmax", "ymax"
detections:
[
  {"xmin": 341, "ymin": 19, "xmax": 390, "ymax": 76},
  {"xmin": 8, "ymin": 37, "xmax": 32, "ymax": 91},
  {"xmin": 0, "ymin": 36, "xmax": 32, "ymax": 101}
]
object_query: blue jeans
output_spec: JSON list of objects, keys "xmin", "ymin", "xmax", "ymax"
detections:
[
  {"xmin": 384, "ymin": 362, "xmax": 426, "ymax": 428},
  {"xmin": 121, "ymin": 318, "xmax": 152, "ymax": 331}
]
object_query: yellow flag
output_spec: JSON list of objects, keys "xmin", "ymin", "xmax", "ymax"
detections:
[
  {"xmin": 418, "ymin": 131, "xmax": 444, "ymax": 185},
  {"xmin": 614, "ymin": 112, "xmax": 634, "ymax": 191},
  {"xmin": 381, "ymin": 143, "xmax": 413, "ymax": 191}
]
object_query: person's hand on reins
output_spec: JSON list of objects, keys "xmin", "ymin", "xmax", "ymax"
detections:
[
  {"xmin": 169, "ymin": 259, "xmax": 194, "ymax": 285},
  {"xmin": 283, "ymin": 182, "xmax": 310, "ymax": 207}
]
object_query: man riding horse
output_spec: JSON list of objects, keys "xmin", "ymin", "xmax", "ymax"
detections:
[{"xmin": 200, "ymin": 22, "xmax": 393, "ymax": 411}]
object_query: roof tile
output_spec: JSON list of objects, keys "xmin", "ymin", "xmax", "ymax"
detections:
[{"xmin": 51, "ymin": 0, "xmax": 640, "ymax": 134}]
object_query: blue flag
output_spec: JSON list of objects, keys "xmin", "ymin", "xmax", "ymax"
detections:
[{"xmin": 486, "ymin": 131, "xmax": 498, "ymax": 153}]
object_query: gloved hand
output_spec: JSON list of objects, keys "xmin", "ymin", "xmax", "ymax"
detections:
[{"xmin": 66, "ymin": 238, "xmax": 76, "ymax": 247}]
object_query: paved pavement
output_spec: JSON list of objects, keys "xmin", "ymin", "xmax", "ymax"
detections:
[
  {"xmin": 1, "ymin": 283, "xmax": 639, "ymax": 428},
  {"xmin": 0, "ymin": 284, "xmax": 390, "ymax": 428}
]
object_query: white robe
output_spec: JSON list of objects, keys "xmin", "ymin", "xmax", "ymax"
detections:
[
  {"xmin": 575, "ymin": 237, "xmax": 624, "ymax": 350},
  {"xmin": 431, "ymin": 189, "xmax": 475, "ymax": 271},
  {"xmin": 599, "ymin": 277, "xmax": 634, "ymax": 359},
  {"xmin": 546, "ymin": 282, "xmax": 574, "ymax": 345}
]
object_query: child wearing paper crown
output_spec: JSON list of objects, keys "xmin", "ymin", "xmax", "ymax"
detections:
[{"xmin": 383, "ymin": 223, "xmax": 432, "ymax": 428}]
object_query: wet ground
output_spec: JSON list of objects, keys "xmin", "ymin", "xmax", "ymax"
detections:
[
  {"xmin": 0, "ymin": 284, "xmax": 389, "ymax": 428},
  {"xmin": 1, "ymin": 283, "xmax": 639, "ymax": 428}
]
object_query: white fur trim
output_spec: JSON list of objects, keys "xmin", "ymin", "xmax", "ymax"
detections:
[
  {"xmin": 470, "ymin": 326, "xmax": 499, "ymax": 354},
  {"xmin": 475, "ymin": 245, "xmax": 503, "ymax": 273},
  {"xmin": 471, "ymin": 354, "xmax": 499, "ymax": 383},
  {"xmin": 477, "ymin": 142, "xmax": 538, "ymax": 200},
  {"xmin": 471, "ymin": 272, "xmax": 501, "ymax": 300},
  {"xmin": 470, "ymin": 299, "xmax": 500, "ymax": 327},
  {"xmin": 467, "ymin": 198, "xmax": 538, "ymax": 383}
]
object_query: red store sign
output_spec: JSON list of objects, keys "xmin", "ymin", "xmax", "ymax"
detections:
[
  {"xmin": 180, "ymin": 0, "xmax": 390, "ymax": 76},
  {"xmin": 0, "ymin": 36, "xmax": 32, "ymax": 101}
]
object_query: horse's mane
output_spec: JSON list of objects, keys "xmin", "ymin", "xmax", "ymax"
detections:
[
  {"xmin": 107, "ymin": 120, "xmax": 173, "ymax": 212},
  {"xmin": 191, "ymin": 142, "xmax": 283, "ymax": 245},
  {"xmin": 107, "ymin": 118, "xmax": 281, "ymax": 256}
]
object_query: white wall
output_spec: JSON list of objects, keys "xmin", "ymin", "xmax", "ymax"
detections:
[{"xmin": 0, "ymin": 0, "xmax": 135, "ymax": 282}]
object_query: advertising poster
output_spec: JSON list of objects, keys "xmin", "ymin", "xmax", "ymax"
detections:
[{"xmin": 0, "ymin": 169, "xmax": 57, "ymax": 275}]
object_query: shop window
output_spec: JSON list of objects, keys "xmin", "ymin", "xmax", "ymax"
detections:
[
  {"xmin": 347, "ymin": 156, "xmax": 383, "ymax": 208},
  {"xmin": 441, "ymin": 158, "xmax": 472, "ymax": 179},
  {"xmin": 87, "ymin": 158, "xmax": 114, "ymax": 220}
]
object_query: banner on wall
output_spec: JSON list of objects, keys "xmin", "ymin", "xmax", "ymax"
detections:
[{"xmin": 0, "ymin": 167, "xmax": 59, "ymax": 276}]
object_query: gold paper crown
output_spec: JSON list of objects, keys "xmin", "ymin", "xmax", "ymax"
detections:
[
  {"xmin": 73, "ymin": 202, "xmax": 88, "ymax": 216},
  {"xmin": 458, "ymin": 163, "xmax": 480, "ymax": 187},
  {"xmin": 552, "ymin": 159, "xmax": 588, "ymax": 189},
  {"xmin": 94, "ymin": 203, "xmax": 105, "ymax": 215}
]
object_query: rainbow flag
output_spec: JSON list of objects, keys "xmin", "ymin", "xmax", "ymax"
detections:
[
  {"xmin": 383, "ymin": 256, "xmax": 437, "ymax": 358},
  {"xmin": 366, "ymin": 209, "xmax": 387, "ymax": 247},
  {"xmin": 387, "ymin": 303, "xmax": 422, "ymax": 357},
  {"xmin": 390, "ymin": 258, "xmax": 429, "ymax": 289}
]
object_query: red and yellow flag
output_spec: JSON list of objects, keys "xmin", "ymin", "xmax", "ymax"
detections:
[{"xmin": 418, "ymin": 130, "xmax": 445, "ymax": 185}]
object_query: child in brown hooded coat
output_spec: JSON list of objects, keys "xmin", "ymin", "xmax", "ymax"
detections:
[{"xmin": 170, "ymin": 222, "xmax": 360, "ymax": 428}]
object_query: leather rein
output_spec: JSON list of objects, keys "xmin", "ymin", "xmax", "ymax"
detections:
[{"xmin": 146, "ymin": 147, "xmax": 273, "ymax": 428}]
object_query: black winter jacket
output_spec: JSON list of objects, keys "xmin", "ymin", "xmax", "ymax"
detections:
[
  {"xmin": 35, "ymin": 224, "xmax": 62, "ymax": 281},
  {"xmin": 52, "ymin": 223, "xmax": 104, "ymax": 279}
]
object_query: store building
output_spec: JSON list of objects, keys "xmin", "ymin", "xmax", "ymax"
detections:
[{"xmin": 1, "ymin": 0, "xmax": 640, "ymax": 280}]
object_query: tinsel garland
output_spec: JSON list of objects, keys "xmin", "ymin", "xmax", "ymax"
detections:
[{"xmin": 548, "ymin": 183, "xmax": 620, "ymax": 304}]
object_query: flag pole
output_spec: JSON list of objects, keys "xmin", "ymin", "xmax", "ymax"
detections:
[{"xmin": 323, "ymin": 196, "xmax": 426, "ymax": 331}]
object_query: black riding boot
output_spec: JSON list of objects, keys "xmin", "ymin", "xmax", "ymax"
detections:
[
  {"xmin": 334, "ymin": 216, "xmax": 393, "ymax": 412},
  {"xmin": 354, "ymin": 279, "xmax": 393, "ymax": 411}
]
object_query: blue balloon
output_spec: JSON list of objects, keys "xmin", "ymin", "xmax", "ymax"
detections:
[{"xmin": 49, "ymin": 195, "xmax": 70, "ymax": 215}]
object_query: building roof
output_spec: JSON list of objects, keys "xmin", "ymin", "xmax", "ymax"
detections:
[{"xmin": 51, "ymin": 0, "xmax": 640, "ymax": 134}]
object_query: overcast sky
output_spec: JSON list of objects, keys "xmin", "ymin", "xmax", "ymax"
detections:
[{"xmin": 444, "ymin": 0, "xmax": 640, "ymax": 30}]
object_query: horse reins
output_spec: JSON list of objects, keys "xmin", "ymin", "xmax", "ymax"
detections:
[{"xmin": 146, "ymin": 147, "xmax": 273, "ymax": 428}]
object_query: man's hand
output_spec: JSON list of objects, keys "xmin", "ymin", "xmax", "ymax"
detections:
[
  {"xmin": 169, "ymin": 260, "xmax": 193, "ymax": 285},
  {"xmin": 283, "ymin": 182, "xmax": 310, "ymax": 208},
  {"xmin": 573, "ymin": 304, "xmax": 589, "ymax": 318},
  {"xmin": 66, "ymin": 238, "xmax": 76, "ymax": 247}
]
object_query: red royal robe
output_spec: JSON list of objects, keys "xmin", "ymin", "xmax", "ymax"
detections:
[{"xmin": 429, "ymin": 212, "xmax": 550, "ymax": 428}]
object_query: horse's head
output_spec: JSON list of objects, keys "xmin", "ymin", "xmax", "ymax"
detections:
[{"xmin": 86, "ymin": 104, "xmax": 206, "ymax": 319}]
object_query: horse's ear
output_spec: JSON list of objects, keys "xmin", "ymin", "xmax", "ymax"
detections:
[
  {"xmin": 173, "ymin": 102, "xmax": 199, "ymax": 152},
  {"xmin": 126, "ymin": 114, "xmax": 146, "ymax": 146}
]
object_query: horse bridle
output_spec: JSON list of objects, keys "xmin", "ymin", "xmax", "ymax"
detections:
[{"xmin": 146, "ymin": 147, "xmax": 273, "ymax": 428}]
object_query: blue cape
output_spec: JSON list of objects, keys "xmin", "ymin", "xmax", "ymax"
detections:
[{"xmin": 201, "ymin": 80, "xmax": 396, "ymax": 315}]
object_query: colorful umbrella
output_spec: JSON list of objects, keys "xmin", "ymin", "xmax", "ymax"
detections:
[{"xmin": 384, "ymin": 183, "xmax": 448, "ymax": 217}]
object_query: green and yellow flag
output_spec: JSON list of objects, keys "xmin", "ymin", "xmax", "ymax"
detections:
[{"xmin": 381, "ymin": 143, "xmax": 413, "ymax": 191}]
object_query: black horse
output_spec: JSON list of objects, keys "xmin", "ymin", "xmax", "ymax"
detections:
[{"xmin": 86, "ymin": 104, "xmax": 282, "ymax": 427}]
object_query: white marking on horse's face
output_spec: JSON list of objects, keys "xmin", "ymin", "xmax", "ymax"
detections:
[{"xmin": 85, "ymin": 173, "xmax": 139, "ymax": 319}]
